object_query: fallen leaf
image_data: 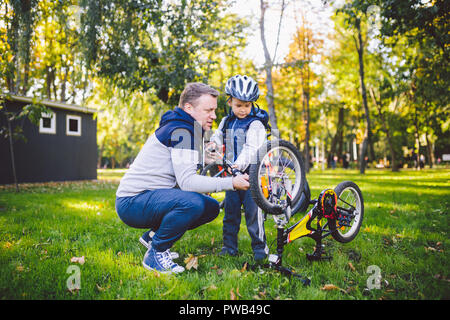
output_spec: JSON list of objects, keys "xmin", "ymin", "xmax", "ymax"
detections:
[
  {"xmin": 348, "ymin": 262, "xmax": 356, "ymax": 271},
  {"xmin": 184, "ymin": 254, "xmax": 199, "ymax": 270},
  {"xmin": 320, "ymin": 284, "xmax": 347, "ymax": 294},
  {"xmin": 258, "ymin": 290, "xmax": 267, "ymax": 299},
  {"xmin": 211, "ymin": 237, "xmax": 215, "ymax": 245},
  {"xmin": 230, "ymin": 288, "xmax": 238, "ymax": 300},
  {"xmin": 70, "ymin": 256, "xmax": 85, "ymax": 265},
  {"xmin": 241, "ymin": 262, "xmax": 248, "ymax": 272},
  {"xmin": 321, "ymin": 284, "xmax": 340, "ymax": 291},
  {"xmin": 96, "ymin": 284, "xmax": 106, "ymax": 292}
]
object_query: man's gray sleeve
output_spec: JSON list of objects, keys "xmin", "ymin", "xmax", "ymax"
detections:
[{"xmin": 171, "ymin": 148, "xmax": 234, "ymax": 193}]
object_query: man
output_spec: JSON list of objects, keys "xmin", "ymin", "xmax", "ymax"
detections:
[{"xmin": 115, "ymin": 82, "xmax": 249, "ymax": 274}]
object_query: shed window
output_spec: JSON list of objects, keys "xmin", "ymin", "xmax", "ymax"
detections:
[
  {"xmin": 66, "ymin": 115, "xmax": 81, "ymax": 136},
  {"xmin": 39, "ymin": 112, "xmax": 56, "ymax": 134}
]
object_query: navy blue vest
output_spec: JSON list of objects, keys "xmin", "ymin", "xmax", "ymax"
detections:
[{"xmin": 222, "ymin": 107, "xmax": 270, "ymax": 161}]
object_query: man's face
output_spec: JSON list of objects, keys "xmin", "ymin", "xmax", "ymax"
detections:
[
  {"xmin": 184, "ymin": 94, "xmax": 217, "ymax": 131},
  {"xmin": 228, "ymin": 97, "xmax": 252, "ymax": 119}
]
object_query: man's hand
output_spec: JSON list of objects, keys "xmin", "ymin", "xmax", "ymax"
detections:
[
  {"xmin": 232, "ymin": 174, "xmax": 250, "ymax": 190},
  {"xmin": 204, "ymin": 141, "xmax": 222, "ymax": 164}
]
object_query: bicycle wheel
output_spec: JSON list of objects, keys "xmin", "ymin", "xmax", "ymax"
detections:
[
  {"xmin": 330, "ymin": 181, "xmax": 364, "ymax": 243},
  {"xmin": 291, "ymin": 180, "xmax": 311, "ymax": 216},
  {"xmin": 200, "ymin": 162, "xmax": 227, "ymax": 178},
  {"xmin": 200, "ymin": 162, "xmax": 226, "ymax": 209},
  {"xmin": 249, "ymin": 139, "xmax": 306, "ymax": 215}
]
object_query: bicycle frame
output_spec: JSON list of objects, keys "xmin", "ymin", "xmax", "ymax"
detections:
[
  {"xmin": 261, "ymin": 188, "xmax": 358, "ymax": 285},
  {"xmin": 203, "ymin": 142, "xmax": 361, "ymax": 285}
]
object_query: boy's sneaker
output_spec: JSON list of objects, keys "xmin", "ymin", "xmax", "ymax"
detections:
[
  {"xmin": 142, "ymin": 247, "xmax": 185, "ymax": 274},
  {"xmin": 140, "ymin": 230, "xmax": 179, "ymax": 259},
  {"xmin": 254, "ymin": 252, "xmax": 267, "ymax": 262},
  {"xmin": 219, "ymin": 247, "xmax": 237, "ymax": 257}
]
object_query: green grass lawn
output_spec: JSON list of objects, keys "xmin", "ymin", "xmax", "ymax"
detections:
[{"xmin": 0, "ymin": 168, "xmax": 449, "ymax": 300}]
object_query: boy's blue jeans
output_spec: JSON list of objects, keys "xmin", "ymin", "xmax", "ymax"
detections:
[
  {"xmin": 115, "ymin": 189, "xmax": 220, "ymax": 252},
  {"xmin": 222, "ymin": 189, "xmax": 267, "ymax": 257}
]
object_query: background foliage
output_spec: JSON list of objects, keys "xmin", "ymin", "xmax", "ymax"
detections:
[{"xmin": 1, "ymin": 0, "xmax": 448, "ymax": 170}]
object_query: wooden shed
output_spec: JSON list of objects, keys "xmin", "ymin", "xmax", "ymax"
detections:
[{"xmin": 0, "ymin": 95, "xmax": 98, "ymax": 184}]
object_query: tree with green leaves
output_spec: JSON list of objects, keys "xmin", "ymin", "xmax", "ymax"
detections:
[
  {"xmin": 79, "ymin": 0, "xmax": 247, "ymax": 106},
  {"xmin": 337, "ymin": 0, "xmax": 377, "ymax": 173},
  {"xmin": 282, "ymin": 12, "xmax": 324, "ymax": 172}
]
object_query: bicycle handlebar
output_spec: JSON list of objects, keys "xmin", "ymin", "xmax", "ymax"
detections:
[{"xmin": 205, "ymin": 146, "xmax": 243, "ymax": 177}]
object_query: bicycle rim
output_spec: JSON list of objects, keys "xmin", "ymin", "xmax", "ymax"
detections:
[
  {"xmin": 256, "ymin": 145, "xmax": 303, "ymax": 211},
  {"xmin": 335, "ymin": 186, "xmax": 362, "ymax": 239}
]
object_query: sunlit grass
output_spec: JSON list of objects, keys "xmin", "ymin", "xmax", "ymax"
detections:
[{"xmin": 0, "ymin": 168, "xmax": 448, "ymax": 300}]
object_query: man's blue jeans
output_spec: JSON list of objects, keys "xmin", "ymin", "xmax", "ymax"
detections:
[{"xmin": 116, "ymin": 189, "xmax": 220, "ymax": 252}]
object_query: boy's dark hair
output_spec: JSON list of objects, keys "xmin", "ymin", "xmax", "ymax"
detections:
[{"xmin": 179, "ymin": 83, "xmax": 219, "ymax": 109}]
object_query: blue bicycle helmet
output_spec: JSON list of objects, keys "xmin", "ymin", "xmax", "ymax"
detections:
[{"xmin": 225, "ymin": 75, "xmax": 260, "ymax": 102}]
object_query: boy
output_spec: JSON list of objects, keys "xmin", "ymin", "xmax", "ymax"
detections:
[{"xmin": 208, "ymin": 75, "xmax": 269, "ymax": 261}]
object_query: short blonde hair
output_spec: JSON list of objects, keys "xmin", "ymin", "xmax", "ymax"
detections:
[{"xmin": 179, "ymin": 82, "xmax": 219, "ymax": 109}]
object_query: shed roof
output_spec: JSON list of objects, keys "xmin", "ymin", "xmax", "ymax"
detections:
[{"xmin": 2, "ymin": 94, "xmax": 97, "ymax": 114}]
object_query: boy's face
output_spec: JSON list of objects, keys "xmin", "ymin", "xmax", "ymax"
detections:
[{"xmin": 228, "ymin": 97, "xmax": 252, "ymax": 119}]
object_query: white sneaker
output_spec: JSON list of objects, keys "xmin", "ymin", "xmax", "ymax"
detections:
[
  {"xmin": 142, "ymin": 247, "xmax": 185, "ymax": 274},
  {"xmin": 140, "ymin": 230, "xmax": 179, "ymax": 259}
]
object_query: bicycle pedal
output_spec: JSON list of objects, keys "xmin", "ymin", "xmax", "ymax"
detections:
[
  {"xmin": 306, "ymin": 253, "xmax": 332, "ymax": 262},
  {"xmin": 268, "ymin": 254, "xmax": 280, "ymax": 264}
]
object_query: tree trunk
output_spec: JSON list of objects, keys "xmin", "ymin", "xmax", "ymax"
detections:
[
  {"xmin": 259, "ymin": 0, "xmax": 279, "ymax": 135},
  {"xmin": 4, "ymin": 106, "xmax": 20, "ymax": 192},
  {"xmin": 425, "ymin": 134, "xmax": 433, "ymax": 169},
  {"xmin": 303, "ymin": 91, "xmax": 310, "ymax": 172},
  {"xmin": 369, "ymin": 88, "xmax": 398, "ymax": 172},
  {"xmin": 354, "ymin": 19, "xmax": 372, "ymax": 174},
  {"xmin": 330, "ymin": 106, "xmax": 345, "ymax": 160},
  {"xmin": 61, "ymin": 66, "xmax": 69, "ymax": 102},
  {"xmin": 46, "ymin": 66, "xmax": 53, "ymax": 99},
  {"xmin": 413, "ymin": 106, "xmax": 421, "ymax": 170},
  {"xmin": 359, "ymin": 137, "xmax": 368, "ymax": 174}
]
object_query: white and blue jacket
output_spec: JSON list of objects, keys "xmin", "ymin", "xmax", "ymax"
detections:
[{"xmin": 210, "ymin": 108, "xmax": 268, "ymax": 173}]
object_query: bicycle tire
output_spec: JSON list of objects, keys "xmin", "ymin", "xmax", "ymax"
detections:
[
  {"xmin": 249, "ymin": 139, "xmax": 306, "ymax": 215},
  {"xmin": 330, "ymin": 181, "xmax": 364, "ymax": 243},
  {"xmin": 291, "ymin": 180, "xmax": 311, "ymax": 216},
  {"xmin": 200, "ymin": 162, "xmax": 227, "ymax": 177}
]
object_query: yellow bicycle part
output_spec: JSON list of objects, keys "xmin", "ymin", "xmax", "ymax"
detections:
[
  {"xmin": 261, "ymin": 175, "xmax": 269, "ymax": 198},
  {"xmin": 287, "ymin": 212, "xmax": 312, "ymax": 242}
]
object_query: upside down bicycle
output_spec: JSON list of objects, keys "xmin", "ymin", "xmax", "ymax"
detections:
[{"xmin": 202, "ymin": 139, "xmax": 364, "ymax": 285}]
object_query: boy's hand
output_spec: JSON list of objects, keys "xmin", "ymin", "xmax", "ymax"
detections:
[
  {"xmin": 227, "ymin": 164, "xmax": 238, "ymax": 174},
  {"xmin": 232, "ymin": 174, "xmax": 250, "ymax": 190}
]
